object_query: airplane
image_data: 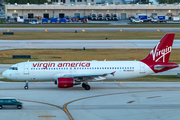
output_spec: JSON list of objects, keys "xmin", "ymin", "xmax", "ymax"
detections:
[{"xmin": 2, "ymin": 33, "xmax": 179, "ymax": 90}]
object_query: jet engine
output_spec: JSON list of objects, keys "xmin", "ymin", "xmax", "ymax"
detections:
[{"xmin": 55, "ymin": 77, "xmax": 81, "ymax": 88}]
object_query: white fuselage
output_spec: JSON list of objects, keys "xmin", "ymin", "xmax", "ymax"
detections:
[{"xmin": 3, "ymin": 61, "xmax": 154, "ymax": 81}]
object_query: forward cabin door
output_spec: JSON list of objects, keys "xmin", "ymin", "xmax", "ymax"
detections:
[
  {"xmin": 24, "ymin": 64, "xmax": 29, "ymax": 75},
  {"xmin": 140, "ymin": 63, "xmax": 145, "ymax": 73}
]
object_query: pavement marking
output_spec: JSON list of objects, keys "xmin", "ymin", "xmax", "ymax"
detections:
[
  {"xmin": 119, "ymin": 82, "xmax": 124, "ymax": 84},
  {"xmin": 34, "ymin": 82, "xmax": 39, "ymax": 84},
  {"xmin": 7, "ymin": 30, "xmax": 10, "ymax": 32},
  {"xmin": 39, "ymin": 116, "xmax": 56, "ymax": 117},
  {"xmin": 147, "ymin": 96, "xmax": 161, "ymax": 99},
  {"xmin": 127, "ymin": 100, "xmax": 135, "ymax": 104},
  {"xmin": 120, "ymin": 30, "xmax": 123, "ymax": 32},
  {"xmin": 0, "ymin": 75, "xmax": 2, "ymax": 76},
  {"xmin": 157, "ymin": 29, "xmax": 160, "ymax": 32},
  {"xmin": 82, "ymin": 29, "xmax": 85, "ymax": 32},
  {"xmin": 45, "ymin": 30, "xmax": 48, "ymax": 32},
  {"xmin": 6, "ymin": 64, "xmax": 11, "ymax": 66},
  {"xmin": 18, "ymin": 99, "xmax": 73, "ymax": 120},
  {"xmin": 63, "ymin": 90, "xmax": 160, "ymax": 120}
]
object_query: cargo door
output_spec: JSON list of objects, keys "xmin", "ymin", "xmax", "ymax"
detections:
[
  {"xmin": 140, "ymin": 63, "xmax": 145, "ymax": 73},
  {"xmin": 24, "ymin": 64, "xmax": 29, "ymax": 75},
  {"xmin": 74, "ymin": 13, "xmax": 80, "ymax": 19},
  {"xmin": 121, "ymin": 13, "xmax": 126, "ymax": 20}
]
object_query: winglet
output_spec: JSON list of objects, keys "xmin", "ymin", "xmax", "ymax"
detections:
[{"xmin": 111, "ymin": 71, "xmax": 116, "ymax": 76}]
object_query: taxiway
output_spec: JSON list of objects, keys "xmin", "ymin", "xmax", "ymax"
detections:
[{"xmin": 0, "ymin": 82, "xmax": 180, "ymax": 120}]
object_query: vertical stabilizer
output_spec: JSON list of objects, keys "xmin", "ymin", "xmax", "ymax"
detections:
[{"xmin": 141, "ymin": 33, "xmax": 175, "ymax": 63}]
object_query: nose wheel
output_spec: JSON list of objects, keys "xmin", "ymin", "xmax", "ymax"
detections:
[
  {"xmin": 82, "ymin": 83, "xmax": 91, "ymax": 90},
  {"xmin": 24, "ymin": 81, "xmax": 29, "ymax": 90}
]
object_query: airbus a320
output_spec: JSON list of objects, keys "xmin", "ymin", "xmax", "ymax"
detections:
[{"xmin": 2, "ymin": 33, "xmax": 178, "ymax": 90}]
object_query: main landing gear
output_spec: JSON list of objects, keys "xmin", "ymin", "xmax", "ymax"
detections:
[
  {"xmin": 82, "ymin": 83, "xmax": 91, "ymax": 90},
  {"xmin": 24, "ymin": 81, "xmax": 29, "ymax": 90}
]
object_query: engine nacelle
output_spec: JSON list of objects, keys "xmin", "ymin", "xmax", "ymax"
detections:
[{"xmin": 56, "ymin": 77, "xmax": 81, "ymax": 88}]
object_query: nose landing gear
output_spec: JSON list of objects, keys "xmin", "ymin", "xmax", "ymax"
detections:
[{"xmin": 24, "ymin": 81, "xmax": 29, "ymax": 90}]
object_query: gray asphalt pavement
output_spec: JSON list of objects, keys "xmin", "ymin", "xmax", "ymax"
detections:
[
  {"xmin": 1, "ymin": 28, "xmax": 180, "ymax": 32},
  {"xmin": 0, "ymin": 82, "xmax": 180, "ymax": 120},
  {"xmin": 0, "ymin": 40, "xmax": 180, "ymax": 50}
]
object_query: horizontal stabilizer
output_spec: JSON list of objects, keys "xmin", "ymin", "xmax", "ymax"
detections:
[{"xmin": 154, "ymin": 64, "xmax": 179, "ymax": 70}]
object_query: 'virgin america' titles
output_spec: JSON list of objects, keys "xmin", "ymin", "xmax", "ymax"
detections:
[
  {"xmin": 33, "ymin": 62, "xmax": 91, "ymax": 68},
  {"xmin": 150, "ymin": 42, "xmax": 172, "ymax": 62}
]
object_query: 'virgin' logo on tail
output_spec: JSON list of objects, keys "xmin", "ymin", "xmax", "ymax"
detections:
[{"xmin": 150, "ymin": 42, "xmax": 172, "ymax": 62}]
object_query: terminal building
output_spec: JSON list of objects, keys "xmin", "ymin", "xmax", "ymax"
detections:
[{"xmin": 5, "ymin": 3, "xmax": 180, "ymax": 20}]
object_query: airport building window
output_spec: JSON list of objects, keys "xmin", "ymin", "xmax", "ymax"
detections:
[
  {"xmin": 70, "ymin": 0, "xmax": 75, "ymax": 2},
  {"xmin": 77, "ymin": 0, "xmax": 82, "ymax": 2}
]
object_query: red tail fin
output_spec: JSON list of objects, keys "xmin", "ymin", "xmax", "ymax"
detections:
[{"xmin": 142, "ymin": 33, "xmax": 175, "ymax": 63}]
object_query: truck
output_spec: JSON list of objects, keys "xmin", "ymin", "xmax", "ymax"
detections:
[
  {"xmin": 105, "ymin": 13, "xmax": 111, "ymax": 20},
  {"xmin": 98, "ymin": 13, "xmax": 104, "ymax": 20},
  {"xmin": 112, "ymin": 13, "xmax": 118, "ymax": 21},
  {"xmin": 135, "ymin": 14, "xmax": 151, "ymax": 22},
  {"xmin": 157, "ymin": 15, "xmax": 166, "ymax": 23},
  {"xmin": 17, "ymin": 16, "xmax": 24, "ymax": 23},
  {"xmin": 91, "ymin": 13, "xmax": 97, "ymax": 20},
  {"xmin": 173, "ymin": 16, "xmax": 180, "ymax": 22}
]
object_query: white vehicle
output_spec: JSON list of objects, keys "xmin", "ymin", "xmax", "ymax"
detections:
[
  {"xmin": 2, "ymin": 33, "xmax": 178, "ymax": 90},
  {"xmin": 29, "ymin": 21, "xmax": 39, "ymax": 24},
  {"xmin": 105, "ymin": 13, "xmax": 111, "ymax": 20},
  {"xmin": 112, "ymin": 13, "xmax": 118, "ymax": 20},
  {"xmin": 17, "ymin": 16, "xmax": 24, "ymax": 23},
  {"xmin": 132, "ymin": 18, "xmax": 143, "ymax": 23},
  {"xmin": 98, "ymin": 13, "xmax": 104, "ymax": 20},
  {"xmin": 173, "ymin": 16, "xmax": 180, "ymax": 22},
  {"xmin": 91, "ymin": 13, "xmax": 97, "ymax": 20}
]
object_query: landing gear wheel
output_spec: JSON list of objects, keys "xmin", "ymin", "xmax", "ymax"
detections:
[
  {"xmin": 17, "ymin": 105, "xmax": 22, "ymax": 109},
  {"xmin": 0, "ymin": 105, "xmax": 2, "ymax": 109},
  {"xmin": 24, "ymin": 86, "xmax": 29, "ymax": 90},
  {"xmin": 82, "ymin": 83, "xmax": 86, "ymax": 88},
  {"xmin": 24, "ymin": 81, "xmax": 29, "ymax": 90},
  {"xmin": 84, "ymin": 85, "xmax": 91, "ymax": 90}
]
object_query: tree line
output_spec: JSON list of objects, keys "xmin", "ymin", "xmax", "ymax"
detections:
[
  {"xmin": 157, "ymin": 0, "xmax": 179, "ymax": 4},
  {"xmin": 4, "ymin": 0, "xmax": 49, "ymax": 4}
]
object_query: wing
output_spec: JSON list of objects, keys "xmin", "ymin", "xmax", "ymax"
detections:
[{"xmin": 54, "ymin": 71, "xmax": 116, "ymax": 81}]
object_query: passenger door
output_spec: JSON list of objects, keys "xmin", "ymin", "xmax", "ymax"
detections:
[{"xmin": 24, "ymin": 64, "xmax": 29, "ymax": 75}]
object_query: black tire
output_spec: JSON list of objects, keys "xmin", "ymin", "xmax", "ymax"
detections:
[
  {"xmin": 84, "ymin": 85, "xmax": 91, "ymax": 90},
  {"xmin": 24, "ymin": 86, "xmax": 29, "ymax": 90},
  {"xmin": 82, "ymin": 83, "xmax": 86, "ymax": 88},
  {"xmin": 0, "ymin": 105, "xmax": 2, "ymax": 109},
  {"xmin": 17, "ymin": 105, "xmax": 22, "ymax": 109}
]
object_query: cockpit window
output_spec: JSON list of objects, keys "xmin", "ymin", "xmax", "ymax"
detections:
[{"xmin": 9, "ymin": 67, "xmax": 18, "ymax": 70}]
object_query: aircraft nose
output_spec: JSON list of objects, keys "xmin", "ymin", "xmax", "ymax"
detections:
[{"xmin": 2, "ymin": 71, "xmax": 7, "ymax": 78}]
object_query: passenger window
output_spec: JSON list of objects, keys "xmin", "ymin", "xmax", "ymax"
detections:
[{"xmin": 0, "ymin": 100, "xmax": 3, "ymax": 103}]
